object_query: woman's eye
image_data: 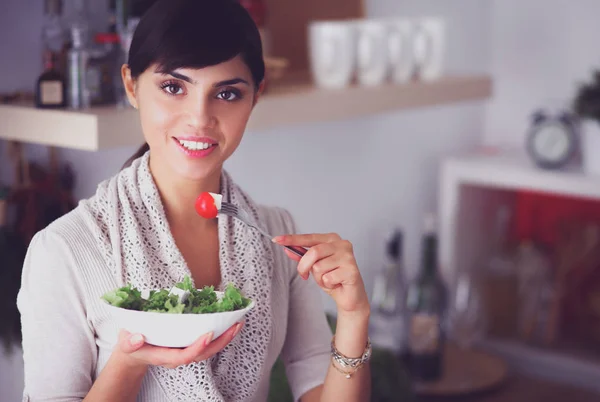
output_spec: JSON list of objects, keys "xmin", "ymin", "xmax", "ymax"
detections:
[
  {"xmin": 162, "ymin": 84, "xmax": 183, "ymax": 95},
  {"xmin": 217, "ymin": 90, "xmax": 239, "ymax": 101}
]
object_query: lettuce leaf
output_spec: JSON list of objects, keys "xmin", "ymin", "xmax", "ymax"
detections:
[{"xmin": 101, "ymin": 276, "xmax": 251, "ymax": 314}]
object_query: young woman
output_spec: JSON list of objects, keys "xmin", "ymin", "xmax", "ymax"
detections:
[{"xmin": 17, "ymin": 0, "xmax": 371, "ymax": 401}]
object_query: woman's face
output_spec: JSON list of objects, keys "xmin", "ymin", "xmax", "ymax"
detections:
[{"xmin": 123, "ymin": 55, "xmax": 259, "ymax": 182}]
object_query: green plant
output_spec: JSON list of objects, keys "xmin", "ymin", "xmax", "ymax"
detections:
[{"xmin": 573, "ymin": 70, "xmax": 600, "ymax": 122}]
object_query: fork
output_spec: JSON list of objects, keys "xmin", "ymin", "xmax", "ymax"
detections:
[{"xmin": 220, "ymin": 202, "xmax": 308, "ymax": 258}]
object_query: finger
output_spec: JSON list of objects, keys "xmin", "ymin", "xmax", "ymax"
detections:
[
  {"xmin": 169, "ymin": 331, "xmax": 215, "ymax": 366},
  {"xmin": 194, "ymin": 322, "xmax": 244, "ymax": 362},
  {"xmin": 272, "ymin": 233, "xmax": 341, "ymax": 247},
  {"xmin": 284, "ymin": 248, "xmax": 302, "ymax": 262},
  {"xmin": 118, "ymin": 330, "xmax": 146, "ymax": 354},
  {"xmin": 321, "ymin": 268, "xmax": 351, "ymax": 290},
  {"xmin": 139, "ymin": 331, "xmax": 214, "ymax": 368},
  {"xmin": 297, "ymin": 243, "xmax": 336, "ymax": 280},
  {"xmin": 311, "ymin": 257, "xmax": 341, "ymax": 288}
]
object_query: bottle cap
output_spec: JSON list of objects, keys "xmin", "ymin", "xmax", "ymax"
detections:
[{"xmin": 386, "ymin": 229, "xmax": 403, "ymax": 260}]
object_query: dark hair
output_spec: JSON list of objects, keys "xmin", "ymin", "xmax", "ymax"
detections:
[{"xmin": 122, "ymin": 0, "xmax": 265, "ymax": 170}]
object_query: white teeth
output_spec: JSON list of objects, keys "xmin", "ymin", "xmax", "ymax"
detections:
[{"xmin": 178, "ymin": 139, "xmax": 213, "ymax": 151}]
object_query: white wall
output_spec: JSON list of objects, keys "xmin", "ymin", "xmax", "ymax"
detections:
[
  {"xmin": 0, "ymin": 1, "xmax": 491, "ymax": 401},
  {"xmin": 484, "ymin": 0, "xmax": 600, "ymax": 146}
]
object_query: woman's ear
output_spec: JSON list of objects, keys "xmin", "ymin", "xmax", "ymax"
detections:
[
  {"xmin": 252, "ymin": 80, "xmax": 266, "ymax": 107},
  {"xmin": 121, "ymin": 65, "xmax": 139, "ymax": 109}
]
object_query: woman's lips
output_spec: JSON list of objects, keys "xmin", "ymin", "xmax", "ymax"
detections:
[{"xmin": 173, "ymin": 137, "xmax": 218, "ymax": 158}]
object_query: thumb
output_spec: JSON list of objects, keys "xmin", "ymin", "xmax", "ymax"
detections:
[{"xmin": 118, "ymin": 329, "xmax": 146, "ymax": 354}]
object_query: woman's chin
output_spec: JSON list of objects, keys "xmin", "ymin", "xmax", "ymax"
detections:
[{"xmin": 171, "ymin": 162, "xmax": 221, "ymax": 184}]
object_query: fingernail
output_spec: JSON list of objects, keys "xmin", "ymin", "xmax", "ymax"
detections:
[
  {"xmin": 233, "ymin": 323, "xmax": 243, "ymax": 338},
  {"xmin": 272, "ymin": 236, "xmax": 283, "ymax": 243},
  {"xmin": 130, "ymin": 334, "xmax": 144, "ymax": 346},
  {"xmin": 204, "ymin": 332, "xmax": 214, "ymax": 346}
]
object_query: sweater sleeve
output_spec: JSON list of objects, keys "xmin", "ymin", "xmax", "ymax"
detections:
[
  {"xmin": 271, "ymin": 208, "xmax": 333, "ymax": 401},
  {"xmin": 17, "ymin": 228, "xmax": 97, "ymax": 402}
]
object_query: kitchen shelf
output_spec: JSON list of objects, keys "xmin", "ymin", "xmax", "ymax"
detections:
[
  {"xmin": 441, "ymin": 151, "xmax": 600, "ymax": 202},
  {"xmin": 438, "ymin": 150, "xmax": 600, "ymax": 281},
  {"xmin": 438, "ymin": 151, "xmax": 600, "ymax": 395},
  {"xmin": 0, "ymin": 75, "xmax": 492, "ymax": 151}
]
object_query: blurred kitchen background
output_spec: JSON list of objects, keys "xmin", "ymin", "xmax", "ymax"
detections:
[{"xmin": 2, "ymin": 0, "xmax": 600, "ymax": 401}]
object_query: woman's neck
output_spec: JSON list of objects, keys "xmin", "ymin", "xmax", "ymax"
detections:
[{"xmin": 149, "ymin": 157, "xmax": 221, "ymax": 230}]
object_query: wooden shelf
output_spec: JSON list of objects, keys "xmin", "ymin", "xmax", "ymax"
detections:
[
  {"xmin": 251, "ymin": 75, "xmax": 492, "ymax": 131},
  {"xmin": 0, "ymin": 104, "xmax": 142, "ymax": 151},
  {"xmin": 0, "ymin": 75, "xmax": 492, "ymax": 151},
  {"xmin": 438, "ymin": 149, "xmax": 600, "ymax": 283},
  {"xmin": 441, "ymin": 150, "xmax": 600, "ymax": 201}
]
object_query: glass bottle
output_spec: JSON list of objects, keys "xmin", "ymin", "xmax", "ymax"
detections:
[
  {"xmin": 405, "ymin": 214, "xmax": 448, "ymax": 382},
  {"xmin": 41, "ymin": 0, "xmax": 67, "ymax": 75},
  {"xmin": 87, "ymin": 33, "xmax": 120, "ymax": 105},
  {"xmin": 67, "ymin": 26, "xmax": 90, "ymax": 109},
  {"xmin": 35, "ymin": 51, "xmax": 67, "ymax": 109},
  {"xmin": 369, "ymin": 229, "xmax": 407, "ymax": 354},
  {"xmin": 481, "ymin": 205, "xmax": 519, "ymax": 338}
]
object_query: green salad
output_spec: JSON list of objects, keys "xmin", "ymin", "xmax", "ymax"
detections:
[{"xmin": 101, "ymin": 275, "xmax": 251, "ymax": 314}]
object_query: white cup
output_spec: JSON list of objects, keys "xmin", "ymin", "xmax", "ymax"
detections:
[
  {"xmin": 354, "ymin": 20, "xmax": 389, "ymax": 86},
  {"xmin": 412, "ymin": 17, "xmax": 446, "ymax": 81},
  {"xmin": 384, "ymin": 18, "xmax": 415, "ymax": 84},
  {"xmin": 308, "ymin": 20, "xmax": 356, "ymax": 89}
]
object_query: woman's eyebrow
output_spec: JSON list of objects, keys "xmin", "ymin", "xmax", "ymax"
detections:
[
  {"xmin": 159, "ymin": 72, "xmax": 249, "ymax": 88},
  {"xmin": 214, "ymin": 78, "xmax": 250, "ymax": 87},
  {"xmin": 166, "ymin": 71, "xmax": 194, "ymax": 83}
]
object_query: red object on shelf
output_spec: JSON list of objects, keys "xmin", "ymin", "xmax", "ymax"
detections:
[
  {"xmin": 238, "ymin": 0, "xmax": 267, "ymax": 27},
  {"xmin": 94, "ymin": 33, "xmax": 120, "ymax": 44},
  {"xmin": 513, "ymin": 190, "xmax": 600, "ymax": 247},
  {"xmin": 512, "ymin": 190, "xmax": 600, "ymax": 346}
]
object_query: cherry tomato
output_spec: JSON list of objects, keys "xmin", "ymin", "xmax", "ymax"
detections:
[{"xmin": 195, "ymin": 192, "xmax": 218, "ymax": 219}]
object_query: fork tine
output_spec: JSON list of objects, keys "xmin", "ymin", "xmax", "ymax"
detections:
[
  {"xmin": 220, "ymin": 204, "xmax": 237, "ymax": 214},
  {"xmin": 218, "ymin": 202, "xmax": 308, "ymax": 257},
  {"xmin": 220, "ymin": 201, "xmax": 235, "ymax": 210}
]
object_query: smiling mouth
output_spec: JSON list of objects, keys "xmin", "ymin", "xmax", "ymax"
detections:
[{"xmin": 175, "ymin": 138, "xmax": 217, "ymax": 151}]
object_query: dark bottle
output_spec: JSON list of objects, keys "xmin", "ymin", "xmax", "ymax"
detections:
[
  {"xmin": 404, "ymin": 214, "xmax": 448, "ymax": 382},
  {"xmin": 35, "ymin": 51, "xmax": 67, "ymax": 109},
  {"xmin": 369, "ymin": 229, "xmax": 407, "ymax": 354}
]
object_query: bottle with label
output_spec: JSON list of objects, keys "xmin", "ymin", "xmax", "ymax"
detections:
[
  {"xmin": 404, "ymin": 214, "xmax": 448, "ymax": 382},
  {"xmin": 35, "ymin": 51, "xmax": 67, "ymax": 109},
  {"xmin": 369, "ymin": 229, "xmax": 407, "ymax": 354}
]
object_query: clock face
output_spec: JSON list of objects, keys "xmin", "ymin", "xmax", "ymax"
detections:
[{"xmin": 532, "ymin": 123, "xmax": 571, "ymax": 162}]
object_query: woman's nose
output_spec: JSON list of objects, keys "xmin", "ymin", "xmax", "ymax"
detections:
[{"xmin": 186, "ymin": 98, "xmax": 217, "ymax": 130}]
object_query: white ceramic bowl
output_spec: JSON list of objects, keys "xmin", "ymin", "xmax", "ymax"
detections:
[{"xmin": 103, "ymin": 291, "xmax": 255, "ymax": 348}]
